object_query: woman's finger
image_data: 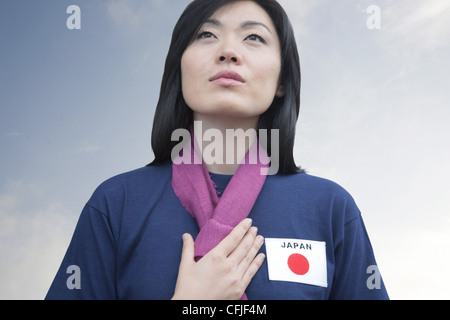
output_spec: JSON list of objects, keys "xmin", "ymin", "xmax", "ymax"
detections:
[
  {"xmin": 213, "ymin": 218, "xmax": 253, "ymax": 257},
  {"xmin": 227, "ymin": 226, "xmax": 258, "ymax": 265},
  {"xmin": 241, "ymin": 252, "xmax": 266, "ymax": 289},
  {"xmin": 236, "ymin": 234, "xmax": 264, "ymax": 275}
]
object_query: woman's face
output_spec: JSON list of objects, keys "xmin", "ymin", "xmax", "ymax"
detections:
[{"xmin": 181, "ymin": 1, "xmax": 283, "ymax": 120}]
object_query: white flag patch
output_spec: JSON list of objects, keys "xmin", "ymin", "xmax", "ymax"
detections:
[{"xmin": 265, "ymin": 238, "xmax": 327, "ymax": 288}]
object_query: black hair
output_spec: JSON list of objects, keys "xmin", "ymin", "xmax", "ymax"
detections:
[{"xmin": 148, "ymin": 0, "xmax": 304, "ymax": 174}]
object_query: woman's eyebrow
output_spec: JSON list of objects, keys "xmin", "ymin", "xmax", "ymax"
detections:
[
  {"xmin": 240, "ymin": 21, "xmax": 272, "ymax": 34},
  {"xmin": 203, "ymin": 18, "xmax": 221, "ymax": 27},
  {"xmin": 203, "ymin": 18, "xmax": 272, "ymax": 34}
]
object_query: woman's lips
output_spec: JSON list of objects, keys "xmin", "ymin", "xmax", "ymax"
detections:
[{"xmin": 209, "ymin": 70, "xmax": 245, "ymax": 86}]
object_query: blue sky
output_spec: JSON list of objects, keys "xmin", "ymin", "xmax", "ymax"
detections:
[{"xmin": 1, "ymin": 0, "xmax": 449, "ymax": 299}]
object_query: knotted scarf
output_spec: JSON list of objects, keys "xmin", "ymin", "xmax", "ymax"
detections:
[{"xmin": 172, "ymin": 129, "xmax": 269, "ymax": 300}]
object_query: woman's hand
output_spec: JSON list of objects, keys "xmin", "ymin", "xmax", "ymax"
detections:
[{"xmin": 172, "ymin": 218, "xmax": 265, "ymax": 300}]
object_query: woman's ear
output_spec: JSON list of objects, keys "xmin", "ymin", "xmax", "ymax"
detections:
[{"xmin": 275, "ymin": 85, "xmax": 284, "ymax": 98}]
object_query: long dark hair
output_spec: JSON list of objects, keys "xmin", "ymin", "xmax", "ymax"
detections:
[{"xmin": 149, "ymin": 0, "xmax": 304, "ymax": 174}]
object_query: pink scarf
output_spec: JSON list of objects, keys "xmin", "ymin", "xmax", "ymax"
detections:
[{"xmin": 172, "ymin": 130, "xmax": 268, "ymax": 300}]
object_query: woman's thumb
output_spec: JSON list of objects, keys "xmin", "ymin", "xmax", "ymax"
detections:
[{"xmin": 180, "ymin": 233, "xmax": 195, "ymax": 264}]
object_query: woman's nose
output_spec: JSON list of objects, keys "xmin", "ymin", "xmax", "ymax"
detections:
[
  {"xmin": 217, "ymin": 46, "xmax": 241, "ymax": 64},
  {"xmin": 219, "ymin": 55, "xmax": 238, "ymax": 63}
]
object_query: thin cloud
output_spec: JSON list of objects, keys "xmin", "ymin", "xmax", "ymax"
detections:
[
  {"xmin": 106, "ymin": 0, "xmax": 143, "ymax": 34},
  {"xmin": 105, "ymin": 0, "xmax": 177, "ymax": 37},
  {"xmin": 6, "ymin": 132, "xmax": 23, "ymax": 137},
  {"xmin": 0, "ymin": 181, "xmax": 76, "ymax": 299},
  {"xmin": 74, "ymin": 142, "xmax": 102, "ymax": 153},
  {"xmin": 278, "ymin": 0, "xmax": 323, "ymax": 39},
  {"xmin": 379, "ymin": 222, "xmax": 450, "ymax": 299},
  {"xmin": 382, "ymin": 0, "xmax": 450, "ymax": 58}
]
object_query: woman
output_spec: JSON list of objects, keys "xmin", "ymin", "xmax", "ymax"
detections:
[{"xmin": 46, "ymin": 0, "xmax": 389, "ymax": 300}]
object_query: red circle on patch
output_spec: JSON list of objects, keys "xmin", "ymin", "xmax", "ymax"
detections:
[{"xmin": 287, "ymin": 253, "xmax": 309, "ymax": 275}]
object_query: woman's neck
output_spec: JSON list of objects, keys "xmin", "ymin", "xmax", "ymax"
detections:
[{"xmin": 193, "ymin": 113, "xmax": 259, "ymax": 175}]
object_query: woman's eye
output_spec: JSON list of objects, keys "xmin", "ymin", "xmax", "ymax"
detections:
[
  {"xmin": 245, "ymin": 34, "xmax": 266, "ymax": 44},
  {"xmin": 197, "ymin": 31, "xmax": 216, "ymax": 39}
]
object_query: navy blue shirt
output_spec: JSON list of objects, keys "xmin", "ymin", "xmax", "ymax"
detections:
[{"xmin": 45, "ymin": 163, "xmax": 388, "ymax": 300}]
